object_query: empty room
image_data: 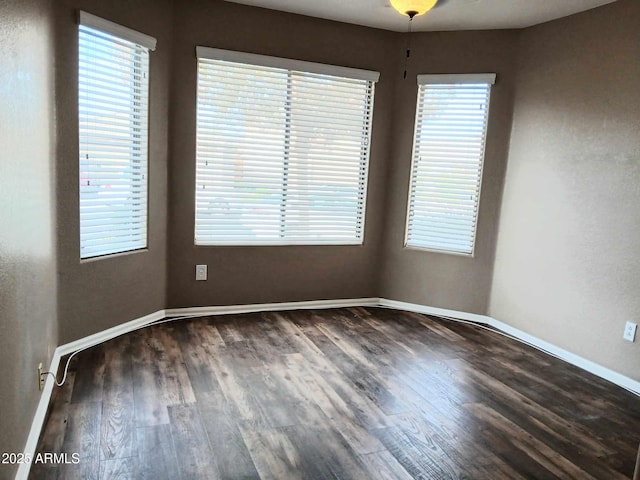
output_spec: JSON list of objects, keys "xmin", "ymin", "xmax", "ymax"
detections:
[{"xmin": 1, "ymin": 0, "xmax": 639, "ymax": 478}]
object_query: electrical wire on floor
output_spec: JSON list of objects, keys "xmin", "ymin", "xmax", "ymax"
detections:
[
  {"xmin": 428, "ymin": 313, "xmax": 640, "ymax": 398},
  {"xmin": 42, "ymin": 308, "xmax": 640, "ymax": 398},
  {"xmin": 40, "ymin": 314, "xmax": 205, "ymax": 388}
]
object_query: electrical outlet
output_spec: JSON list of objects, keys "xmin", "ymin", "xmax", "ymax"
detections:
[
  {"xmin": 623, "ymin": 321, "xmax": 637, "ymax": 342},
  {"xmin": 196, "ymin": 264, "xmax": 208, "ymax": 281},
  {"xmin": 37, "ymin": 363, "xmax": 44, "ymax": 391}
]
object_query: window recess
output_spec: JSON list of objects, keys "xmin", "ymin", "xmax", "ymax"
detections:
[
  {"xmin": 405, "ymin": 73, "xmax": 495, "ymax": 256},
  {"xmin": 78, "ymin": 11, "xmax": 155, "ymax": 259},
  {"xmin": 195, "ymin": 47, "xmax": 379, "ymax": 246}
]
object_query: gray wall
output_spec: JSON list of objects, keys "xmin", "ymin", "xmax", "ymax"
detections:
[
  {"xmin": 0, "ymin": 0, "xmax": 57, "ymax": 477},
  {"xmin": 55, "ymin": 0, "xmax": 172, "ymax": 343},
  {"xmin": 489, "ymin": 0, "xmax": 640, "ymax": 381},
  {"xmin": 167, "ymin": 0, "xmax": 399, "ymax": 308},
  {"xmin": 378, "ymin": 30, "xmax": 518, "ymax": 314}
]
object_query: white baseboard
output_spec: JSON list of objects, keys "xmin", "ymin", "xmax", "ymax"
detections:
[
  {"xmin": 57, "ymin": 310, "xmax": 167, "ymax": 356},
  {"xmin": 487, "ymin": 317, "xmax": 640, "ymax": 396},
  {"xmin": 377, "ymin": 298, "xmax": 492, "ymax": 324},
  {"xmin": 18, "ymin": 296, "xmax": 639, "ymax": 479},
  {"xmin": 15, "ymin": 297, "xmax": 378, "ymax": 480},
  {"xmin": 16, "ymin": 309, "xmax": 166, "ymax": 480},
  {"xmin": 377, "ymin": 298, "xmax": 640, "ymax": 396},
  {"xmin": 164, "ymin": 297, "xmax": 380, "ymax": 317},
  {"xmin": 15, "ymin": 352, "xmax": 62, "ymax": 480}
]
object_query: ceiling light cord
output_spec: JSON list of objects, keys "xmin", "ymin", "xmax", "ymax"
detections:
[{"xmin": 403, "ymin": 12, "xmax": 415, "ymax": 79}]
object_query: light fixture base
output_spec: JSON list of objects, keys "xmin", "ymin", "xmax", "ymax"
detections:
[{"xmin": 390, "ymin": 0, "xmax": 438, "ymax": 18}]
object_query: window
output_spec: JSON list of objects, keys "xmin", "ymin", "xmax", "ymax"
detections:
[
  {"xmin": 405, "ymin": 73, "xmax": 495, "ymax": 255},
  {"xmin": 78, "ymin": 12, "xmax": 156, "ymax": 259},
  {"xmin": 195, "ymin": 47, "xmax": 378, "ymax": 246}
]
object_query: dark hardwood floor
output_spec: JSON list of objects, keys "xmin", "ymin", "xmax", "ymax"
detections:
[{"xmin": 31, "ymin": 307, "xmax": 640, "ymax": 479}]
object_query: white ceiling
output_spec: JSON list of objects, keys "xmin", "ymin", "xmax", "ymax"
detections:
[{"xmin": 223, "ymin": 0, "xmax": 618, "ymax": 32}]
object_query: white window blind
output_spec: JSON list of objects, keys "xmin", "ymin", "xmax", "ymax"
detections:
[
  {"xmin": 78, "ymin": 14, "xmax": 153, "ymax": 259},
  {"xmin": 405, "ymin": 74, "xmax": 495, "ymax": 255},
  {"xmin": 195, "ymin": 48, "xmax": 378, "ymax": 246}
]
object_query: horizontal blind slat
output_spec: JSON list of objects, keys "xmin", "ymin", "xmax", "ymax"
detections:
[
  {"xmin": 406, "ymin": 79, "xmax": 492, "ymax": 255},
  {"xmin": 195, "ymin": 54, "xmax": 374, "ymax": 245},
  {"xmin": 79, "ymin": 24, "xmax": 150, "ymax": 259}
]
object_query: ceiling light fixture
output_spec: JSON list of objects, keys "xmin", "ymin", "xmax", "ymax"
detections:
[{"xmin": 390, "ymin": 0, "xmax": 438, "ymax": 18}]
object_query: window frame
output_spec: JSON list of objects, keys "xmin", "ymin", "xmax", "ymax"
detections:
[
  {"xmin": 194, "ymin": 47, "xmax": 379, "ymax": 247},
  {"xmin": 77, "ymin": 11, "xmax": 156, "ymax": 260},
  {"xmin": 404, "ymin": 73, "xmax": 496, "ymax": 257}
]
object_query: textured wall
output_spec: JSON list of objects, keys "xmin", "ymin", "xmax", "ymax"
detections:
[
  {"xmin": 489, "ymin": 0, "xmax": 640, "ymax": 380},
  {"xmin": 378, "ymin": 29, "xmax": 518, "ymax": 314},
  {"xmin": 2, "ymin": 1, "xmax": 638, "ymax": 475},
  {"xmin": 167, "ymin": 0, "xmax": 399, "ymax": 308},
  {"xmin": 0, "ymin": 0, "xmax": 57, "ymax": 477},
  {"xmin": 55, "ymin": 0, "xmax": 172, "ymax": 343}
]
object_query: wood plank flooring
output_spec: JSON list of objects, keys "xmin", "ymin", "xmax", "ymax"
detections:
[{"xmin": 31, "ymin": 307, "xmax": 640, "ymax": 479}]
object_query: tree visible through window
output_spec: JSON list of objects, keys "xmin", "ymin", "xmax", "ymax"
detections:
[{"xmin": 195, "ymin": 48, "xmax": 378, "ymax": 246}]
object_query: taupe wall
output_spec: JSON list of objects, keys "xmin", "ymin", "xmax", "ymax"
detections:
[
  {"xmin": 489, "ymin": 0, "xmax": 640, "ymax": 380},
  {"xmin": 378, "ymin": 30, "xmax": 518, "ymax": 314},
  {"xmin": 2, "ymin": 1, "xmax": 637, "ymax": 468},
  {"xmin": 55, "ymin": 0, "xmax": 172, "ymax": 343},
  {"xmin": 167, "ymin": 0, "xmax": 400, "ymax": 308},
  {"xmin": 0, "ymin": 0, "xmax": 57, "ymax": 477}
]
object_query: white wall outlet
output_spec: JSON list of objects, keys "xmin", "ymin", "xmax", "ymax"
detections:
[
  {"xmin": 37, "ymin": 363, "xmax": 44, "ymax": 391},
  {"xmin": 195, "ymin": 264, "xmax": 208, "ymax": 281},
  {"xmin": 623, "ymin": 321, "xmax": 637, "ymax": 342}
]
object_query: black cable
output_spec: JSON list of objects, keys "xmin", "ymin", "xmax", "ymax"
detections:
[{"xmin": 403, "ymin": 13, "xmax": 415, "ymax": 79}]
